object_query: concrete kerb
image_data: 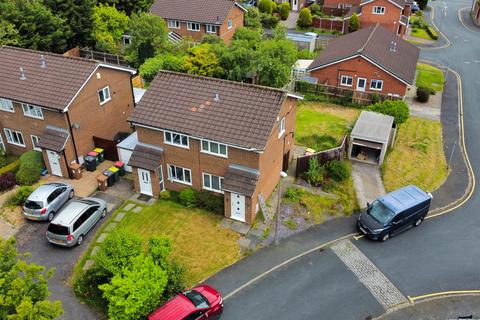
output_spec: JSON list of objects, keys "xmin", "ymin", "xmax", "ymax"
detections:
[
  {"xmin": 458, "ymin": 7, "xmax": 480, "ymax": 33},
  {"xmin": 419, "ymin": 5, "xmax": 451, "ymax": 50}
]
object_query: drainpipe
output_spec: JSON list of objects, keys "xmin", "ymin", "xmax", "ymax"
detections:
[
  {"xmin": 65, "ymin": 111, "xmax": 80, "ymax": 164},
  {"xmin": 62, "ymin": 150, "xmax": 72, "ymax": 179}
]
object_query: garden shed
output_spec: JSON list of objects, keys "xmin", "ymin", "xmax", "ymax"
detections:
[{"xmin": 348, "ymin": 111, "xmax": 394, "ymax": 165}]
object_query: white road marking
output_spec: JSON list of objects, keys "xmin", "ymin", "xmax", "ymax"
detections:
[{"xmin": 331, "ymin": 240, "xmax": 409, "ymax": 310}]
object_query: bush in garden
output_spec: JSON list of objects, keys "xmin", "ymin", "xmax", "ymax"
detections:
[
  {"xmin": 304, "ymin": 157, "xmax": 323, "ymax": 186},
  {"xmin": 196, "ymin": 190, "xmax": 224, "ymax": 215},
  {"xmin": 278, "ymin": 2, "xmax": 290, "ymax": 20},
  {"xmin": 179, "ymin": 188, "xmax": 198, "ymax": 208},
  {"xmin": 310, "ymin": 3, "xmax": 322, "ymax": 16},
  {"xmin": 16, "ymin": 150, "xmax": 44, "ymax": 185},
  {"xmin": 73, "ymin": 266, "xmax": 110, "ymax": 314},
  {"xmin": 244, "ymin": 7, "xmax": 262, "ymax": 29},
  {"xmin": 283, "ymin": 186, "xmax": 305, "ymax": 201},
  {"xmin": 366, "ymin": 100, "xmax": 409, "ymax": 125},
  {"xmin": 324, "ymin": 160, "xmax": 349, "ymax": 182},
  {"xmin": 258, "ymin": 0, "xmax": 273, "ymax": 14},
  {"xmin": 271, "ymin": 1, "xmax": 278, "ymax": 13},
  {"xmin": 349, "ymin": 13, "xmax": 360, "ymax": 32},
  {"xmin": 297, "ymin": 8, "xmax": 313, "ymax": 28},
  {"xmin": 416, "ymin": 86, "xmax": 431, "ymax": 102},
  {"xmin": 0, "ymin": 172, "xmax": 16, "ymax": 191},
  {"xmin": 6, "ymin": 186, "xmax": 34, "ymax": 206},
  {"xmin": 158, "ymin": 190, "xmax": 171, "ymax": 200},
  {"xmin": 261, "ymin": 13, "xmax": 280, "ymax": 28}
]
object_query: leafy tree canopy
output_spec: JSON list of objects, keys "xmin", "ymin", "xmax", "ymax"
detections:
[{"xmin": 91, "ymin": 3, "xmax": 129, "ymax": 54}]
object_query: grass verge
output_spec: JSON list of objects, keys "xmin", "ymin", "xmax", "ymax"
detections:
[
  {"xmin": 411, "ymin": 27, "xmax": 435, "ymax": 40},
  {"xmin": 416, "ymin": 63, "xmax": 445, "ymax": 92}
]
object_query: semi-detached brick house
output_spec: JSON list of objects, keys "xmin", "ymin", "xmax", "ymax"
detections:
[
  {"xmin": 128, "ymin": 71, "xmax": 301, "ymax": 224},
  {"xmin": 324, "ymin": 0, "xmax": 412, "ymax": 37},
  {"xmin": 307, "ymin": 24, "xmax": 420, "ymax": 98},
  {"xmin": 150, "ymin": 0, "xmax": 246, "ymax": 43},
  {"xmin": 0, "ymin": 46, "xmax": 136, "ymax": 178}
]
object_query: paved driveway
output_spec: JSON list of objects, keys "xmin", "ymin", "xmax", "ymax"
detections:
[{"xmin": 16, "ymin": 192, "xmax": 123, "ymax": 320}]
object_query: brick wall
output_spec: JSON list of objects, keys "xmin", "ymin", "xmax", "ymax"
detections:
[
  {"xmin": 473, "ymin": 0, "xmax": 480, "ymax": 26},
  {"xmin": 323, "ymin": 0, "xmax": 361, "ymax": 9},
  {"xmin": 309, "ymin": 56, "xmax": 409, "ymax": 96},
  {"xmin": 360, "ymin": 0, "xmax": 403, "ymax": 34}
]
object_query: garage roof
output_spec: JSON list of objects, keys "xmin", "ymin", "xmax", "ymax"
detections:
[{"xmin": 350, "ymin": 111, "xmax": 394, "ymax": 144}]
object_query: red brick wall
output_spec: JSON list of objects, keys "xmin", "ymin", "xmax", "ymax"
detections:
[
  {"xmin": 309, "ymin": 56, "xmax": 409, "ymax": 96},
  {"xmin": 360, "ymin": 0, "xmax": 403, "ymax": 33},
  {"xmin": 323, "ymin": 0, "xmax": 361, "ymax": 8}
]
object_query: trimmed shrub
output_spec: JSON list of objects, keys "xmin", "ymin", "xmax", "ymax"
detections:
[
  {"xmin": 169, "ymin": 190, "xmax": 181, "ymax": 203},
  {"xmin": 416, "ymin": 86, "xmax": 431, "ymax": 102},
  {"xmin": 278, "ymin": 2, "xmax": 290, "ymax": 20},
  {"xmin": 366, "ymin": 100, "xmax": 409, "ymax": 125},
  {"xmin": 6, "ymin": 186, "xmax": 34, "ymax": 207},
  {"xmin": 0, "ymin": 172, "xmax": 16, "ymax": 192},
  {"xmin": 196, "ymin": 190, "xmax": 224, "ymax": 215},
  {"xmin": 349, "ymin": 13, "xmax": 360, "ymax": 32},
  {"xmin": 258, "ymin": 0, "xmax": 273, "ymax": 14},
  {"xmin": 271, "ymin": 1, "xmax": 278, "ymax": 13},
  {"xmin": 244, "ymin": 7, "xmax": 262, "ymax": 29},
  {"xmin": 0, "ymin": 158, "xmax": 21, "ymax": 175},
  {"xmin": 297, "ymin": 8, "xmax": 313, "ymax": 28},
  {"xmin": 16, "ymin": 151, "xmax": 44, "ymax": 185},
  {"xmin": 304, "ymin": 157, "xmax": 323, "ymax": 186},
  {"xmin": 260, "ymin": 13, "xmax": 280, "ymax": 28},
  {"xmin": 310, "ymin": 3, "xmax": 322, "ymax": 16},
  {"xmin": 324, "ymin": 160, "xmax": 349, "ymax": 182},
  {"xmin": 158, "ymin": 190, "xmax": 171, "ymax": 200},
  {"xmin": 73, "ymin": 266, "xmax": 110, "ymax": 314},
  {"xmin": 179, "ymin": 188, "xmax": 197, "ymax": 207},
  {"xmin": 426, "ymin": 26, "xmax": 439, "ymax": 40}
]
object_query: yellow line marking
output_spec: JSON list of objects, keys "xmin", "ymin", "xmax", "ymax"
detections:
[
  {"xmin": 353, "ymin": 234, "xmax": 365, "ymax": 240},
  {"xmin": 407, "ymin": 295, "xmax": 414, "ymax": 303},
  {"xmin": 458, "ymin": 7, "xmax": 479, "ymax": 33},
  {"xmin": 421, "ymin": 4, "xmax": 451, "ymax": 50},
  {"xmin": 409, "ymin": 290, "xmax": 480, "ymax": 302}
]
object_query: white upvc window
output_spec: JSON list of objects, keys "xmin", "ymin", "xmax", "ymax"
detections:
[
  {"xmin": 202, "ymin": 173, "xmax": 224, "ymax": 193},
  {"xmin": 98, "ymin": 86, "xmax": 111, "ymax": 105},
  {"xmin": 227, "ymin": 19, "xmax": 233, "ymax": 29},
  {"xmin": 278, "ymin": 117, "xmax": 286, "ymax": 138},
  {"xmin": 373, "ymin": 6, "xmax": 386, "ymax": 14},
  {"xmin": 187, "ymin": 22, "xmax": 200, "ymax": 31},
  {"xmin": 201, "ymin": 140, "xmax": 227, "ymax": 157},
  {"xmin": 206, "ymin": 24, "xmax": 218, "ymax": 34},
  {"xmin": 168, "ymin": 19, "xmax": 180, "ymax": 29},
  {"xmin": 340, "ymin": 75, "xmax": 353, "ymax": 86},
  {"xmin": 370, "ymin": 79, "xmax": 383, "ymax": 91},
  {"xmin": 0, "ymin": 98, "xmax": 14, "ymax": 112},
  {"xmin": 4, "ymin": 128, "xmax": 25, "ymax": 147},
  {"xmin": 21, "ymin": 103, "xmax": 43, "ymax": 119},
  {"xmin": 31, "ymin": 135, "xmax": 41, "ymax": 151},
  {"xmin": 164, "ymin": 130, "xmax": 189, "ymax": 148},
  {"xmin": 168, "ymin": 164, "xmax": 192, "ymax": 185}
]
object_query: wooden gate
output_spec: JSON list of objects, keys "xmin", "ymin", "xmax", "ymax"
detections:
[{"xmin": 93, "ymin": 136, "xmax": 119, "ymax": 161}]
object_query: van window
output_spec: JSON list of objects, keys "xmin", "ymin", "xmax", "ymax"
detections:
[
  {"xmin": 368, "ymin": 200, "xmax": 396, "ymax": 225},
  {"xmin": 184, "ymin": 311, "xmax": 204, "ymax": 320},
  {"xmin": 48, "ymin": 223, "xmax": 69, "ymax": 235}
]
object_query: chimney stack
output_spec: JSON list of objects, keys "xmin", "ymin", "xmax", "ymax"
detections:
[
  {"xmin": 40, "ymin": 54, "xmax": 47, "ymax": 68},
  {"xmin": 19, "ymin": 67, "xmax": 26, "ymax": 80}
]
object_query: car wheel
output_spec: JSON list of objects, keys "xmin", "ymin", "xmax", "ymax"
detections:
[
  {"xmin": 48, "ymin": 212, "xmax": 54, "ymax": 222},
  {"xmin": 381, "ymin": 233, "xmax": 390, "ymax": 242},
  {"xmin": 101, "ymin": 209, "xmax": 107, "ymax": 218},
  {"xmin": 77, "ymin": 235, "xmax": 83, "ymax": 246},
  {"xmin": 69, "ymin": 190, "xmax": 74, "ymax": 199},
  {"xmin": 414, "ymin": 217, "xmax": 424, "ymax": 227}
]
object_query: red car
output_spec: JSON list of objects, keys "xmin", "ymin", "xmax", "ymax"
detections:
[{"xmin": 148, "ymin": 285, "xmax": 223, "ymax": 320}]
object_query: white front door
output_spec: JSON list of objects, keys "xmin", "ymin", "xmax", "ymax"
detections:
[
  {"xmin": 357, "ymin": 78, "xmax": 367, "ymax": 92},
  {"xmin": 158, "ymin": 166, "xmax": 165, "ymax": 192},
  {"xmin": 138, "ymin": 169, "xmax": 153, "ymax": 196},
  {"xmin": 230, "ymin": 193, "xmax": 246, "ymax": 222},
  {"xmin": 292, "ymin": 0, "xmax": 298, "ymax": 10},
  {"xmin": 47, "ymin": 150, "xmax": 62, "ymax": 176}
]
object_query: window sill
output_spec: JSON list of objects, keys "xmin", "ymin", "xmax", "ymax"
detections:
[
  {"xmin": 278, "ymin": 131, "xmax": 285, "ymax": 139},
  {"xmin": 369, "ymin": 88, "xmax": 383, "ymax": 91},
  {"xmin": 203, "ymin": 187, "xmax": 224, "ymax": 194},
  {"xmin": 164, "ymin": 141, "xmax": 190, "ymax": 149},
  {"xmin": 7, "ymin": 142, "xmax": 26, "ymax": 148},
  {"xmin": 0, "ymin": 109, "xmax": 15, "ymax": 113},
  {"xmin": 169, "ymin": 178, "xmax": 192, "ymax": 186},
  {"xmin": 23, "ymin": 114, "xmax": 44, "ymax": 120},
  {"xmin": 340, "ymin": 84, "xmax": 353, "ymax": 87},
  {"xmin": 99, "ymin": 98, "xmax": 112, "ymax": 106},
  {"xmin": 200, "ymin": 150, "xmax": 228, "ymax": 158}
]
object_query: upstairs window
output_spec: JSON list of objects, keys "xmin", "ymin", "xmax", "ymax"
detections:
[
  {"xmin": 187, "ymin": 22, "xmax": 200, "ymax": 31},
  {"xmin": 278, "ymin": 117, "xmax": 286, "ymax": 138},
  {"xmin": 0, "ymin": 98, "xmax": 14, "ymax": 112},
  {"xmin": 21, "ymin": 103, "xmax": 43, "ymax": 119},
  {"xmin": 201, "ymin": 140, "xmax": 227, "ymax": 157},
  {"xmin": 164, "ymin": 130, "xmax": 189, "ymax": 148},
  {"xmin": 370, "ymin": 79, "xmax": 383, "ymax": 91},
  {"xmin": 206, "ymin": 24, "xmax": 218, "ymax": 34},
  {"xmin": 340, "ymin": 75, "xmax": 353, "ymax": 86},
  {"xmin": 227, "ymin": 19, "xmax": 233, "ymax": 29},
  {"xmin": 372, "ymin": 6, "xmax": 385, "ymax": 14},
  {"xmin": 168, "ymin": 20, "xmax": 180, "ymax": 29},
  {"xmin": 98, "ymin": 86, "xmax": 111, "ymax": 105}
]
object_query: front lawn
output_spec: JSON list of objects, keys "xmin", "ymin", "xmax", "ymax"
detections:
[
  {"xmin": 382, "ymin": 117, "xmax": 448, "ymax": 192},
  {"xmin": 114, "ymin": 200, "xmax": 241, "ymax": 285},
  {"xmin": 411, "ymin": 27, "xmax": 435, "ymax": 40},
  {"xmin": 416, "ymin": 63, "xmax": 445, "ymax": 93}
]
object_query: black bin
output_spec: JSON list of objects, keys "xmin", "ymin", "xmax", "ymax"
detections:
[
  {"xmin": 103, "ymin": 170, "xmax": 115, "ymax": 187},
  {"xmin": 84, "ymin": 155, "xmax": 97, "ymax": 172}
]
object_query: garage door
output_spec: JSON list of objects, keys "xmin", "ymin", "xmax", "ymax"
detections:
[{"xmin": 118, "ymin": 148, "xmax": 133, "ymax": 173}]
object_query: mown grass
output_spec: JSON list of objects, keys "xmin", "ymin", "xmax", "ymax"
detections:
[
  {"xmin": 416, "ymin": 63, "xmax": 445, "ymax": 92},
  {"xmin": 411, "ymin": 27, "xmax": 435, "ymax": 40},
  {"xmin": 382, "ymin": 117, "xmax": 448, "ymax": 192}
]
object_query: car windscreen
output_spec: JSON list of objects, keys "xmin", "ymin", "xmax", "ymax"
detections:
[
  {"xmin": 24, "ymin": 200, "xmax": 43, "ymax": 210},
  {"xmin": 367, "ymin": 200, "xmax": 396, "ymax": 225},
  {"xmin": 183, "ymin": 290, "xmax": 210, "ymax": 309},
  {"xmin": 47, "ymin": 223, "xmax": 69, "ymax": 235}
]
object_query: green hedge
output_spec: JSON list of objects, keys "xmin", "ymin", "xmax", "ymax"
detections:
[
  {"xmin": 16, "ymin": 151, "xmax": 44, "ymax": 185},
  {"xmin": 0, "ymin": 159, "xmax": 21, "ymax": 175}
]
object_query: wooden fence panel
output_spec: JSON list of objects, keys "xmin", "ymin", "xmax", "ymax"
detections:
[
  {"xmin": 296, "ymin": 136, "xmax": 347, "ymax": 177},
  {"xmin": 93, "ymin": 136, "xmax": 119, "ymax": 161}
]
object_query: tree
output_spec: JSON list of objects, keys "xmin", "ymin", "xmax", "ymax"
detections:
[
  {"xmin": 43, "ymin": 0, "xmax": 96, "ymax": 48},
  {"xmin": 366, "ymin": 100, "xmax": 410, "ymax": 125},
  {"xmin": 278, "ymin": 2, "xmax": 291, "ymax": 20},
  {"xmin": 139, "ymin": 54, "xmax": 185, "ymax": 82},
  {"xmin": 0, "ymin": 0, "xmax": 72, "ymax": 53},
  {"xmin": 258, "ymin": 0, "xmax": 273, "ymax": 14},
  {"xmin": 183, "ymin": 45, "xmax": 224, "ymax": 77},
  {"xmin": 233, "ymin": 27, "xmax": 263, "ymax": 43},
  {"xmin": 0, "ymin": 20, "xmax": 20, "ymax": 46},
  {"xmin": 124, "ymin": 12, "xmax": 170, "ymax": 67},
  {"xmin": 417, "ymin": 0, "xmax": 428, "ymax": 10},
  {"xmin": 244, "ymin": 7, "xmax": 262, "ymax": 30},
  {"xmin": 256, "ymin": 39, "xmax": 298, "ymax": 88},
  {"xmin": 91, "ymin": 3, "xmax": 129, "ymax": 54},
  {"xmin": 99, "ymin": 255, "xmax": 168, "ymax": 320},
  {"xmin": 97, "ymin": 0, "xmax": 155, "ymax": 16},
  {"xmin": 349, "ymin": 13, "xmax": 360, "ymax": 32},
  {"xmin": 297, "ymin": 8, "xmax": 313, "ymax": 28},
  {"xmin": 0, "ymin": 238, "xmax": 63, "ymax": 319}
]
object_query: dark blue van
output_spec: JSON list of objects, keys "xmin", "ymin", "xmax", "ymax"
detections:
[{"xmin": 357, "ymin": 185, "xmax": 433, "ymax": 241}]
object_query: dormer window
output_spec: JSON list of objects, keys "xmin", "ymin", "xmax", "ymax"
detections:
[
  {"xmin": 22, "ymin": 103, "xmax": 43, "ymax": 119},
  {"xmin": 168, "ymin": 20, "xmax": 180, "ymax": 29}
]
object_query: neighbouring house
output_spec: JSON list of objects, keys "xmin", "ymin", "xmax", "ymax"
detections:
[
  {"xmin": 128, "ymin": 71, "xmax": 301, "ymax": 224},
  {"xmin": 307, "ymin": 24, "xmax": 420, "ymax": 98},
  {"xmin": 0, "ymin": 46, "xmax": 136, "ymax": 178},
  {"xmin": 323, "ymin": 0, "xmax": 412, "ymax": 36},
  {"xmin": 473, "ymin": 0, "xmax": 480, "ymax": 26},
  {"xmin": 150, "ymin": 0, "xmax": 246, "ymax": 43}
]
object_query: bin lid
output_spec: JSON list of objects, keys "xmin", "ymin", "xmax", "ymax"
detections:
[
  {"xmin": 108, "ymin": 167, "xmax": 119, "ymax": 173},
  {"xmin": 115, "ymin": 161, "xmax": 125, "ymax": 167},
  {"xmin": 94, "ymin": 148, "xmax": 104, "ymax": 153},
  {"xmin": 85, "ymin": 155, "xmax": 96, "ymax": 161},
  {"xmin": 103, "ymin": 170, "xmax": 113, "ymax": 176},
  {"xmin": 88, "ymin": 151, "xmax": 98, "ymax": 156}
]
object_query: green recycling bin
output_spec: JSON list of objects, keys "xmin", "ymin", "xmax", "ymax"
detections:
[
  {"xmin": 94, "ymin": 148, "xmax": 105, "ymax": 162},
  {"xmin": 108, "ymin": 166, "xmax": 120, "ymax": 183}
]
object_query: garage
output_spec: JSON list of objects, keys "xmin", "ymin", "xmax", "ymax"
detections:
[
  {"xmin": 116, "ymin": 131, "xmax": 138, "ymax": 173},
  {"xmin": 348, "ymin": 111, "xmax": 395, "ymax": 165}
]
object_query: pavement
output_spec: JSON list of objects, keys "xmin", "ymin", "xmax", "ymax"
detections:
[
  {"xmin": 405, "ymin": 88, "xmax": 442, "ymax": 121},
  {"xmin": 280, "ymin": 11, "xmax": 299, "ymax": 29},
  {"xmin": 351, "ymin": 161, "xmax": 386, "ymax": 209}
]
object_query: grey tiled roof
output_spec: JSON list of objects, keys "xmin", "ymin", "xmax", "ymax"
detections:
[
  {"xmin": 38, "ymin": 126, "xmax": 70, "ymax": 152},
  {"xmin": 129, "ymin": 71, "xmax": 287, "ymax": 150},
  {"xmin": 150, "ymin": 0, "xmax": 242, "ymax": 24},
  {"xmin": 128, "ymin": 143, "xmax": 163, "ymax": 170},
  {"xmin": 222, "ymin": 165, "xmax": 259, "ymax": 197},
  {"xmin": 307, "ymin": 24, "xmax": 420, "ymax": 85}
]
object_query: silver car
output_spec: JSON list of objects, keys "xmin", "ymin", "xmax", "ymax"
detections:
[
  {"xmin": 23, "ymin": 182, "xmax": 74, "ymax": 221},
  {"xmin": 46, "ymin": 197, "xmax": 107, "ymax": 247}
]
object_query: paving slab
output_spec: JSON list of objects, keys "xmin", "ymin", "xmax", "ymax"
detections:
[
  {"xmin": 83, "ymin": 260, "xmax": 94, "ymax": 270},
  {"xmin": 248, "ymin": 227, "xmax": 265, "ymax": 239},
  {"xmin": 96, "ymin": 233, "xmax": 108, "ymax": 243},
  {"xmin": 124, "ymin": 203, "xmax": 135, "ymax": 211},
  {"xmin": 114, "ymin": 212, "xmax": 126, "ymax": 222},
  {"xmin": 106, "ymin": 203, "xmax": 115, "ymax": 212},
  {"xmin": 90, "ymin": 246, "xmax": 100, "ymax": 257},
  {"xmin": 104, "ymin": 222, "xmax": 117, "ymax": 231},
  {"xmin": 220, "ymin": 218, "xmax": 232, "ymax": 229},
  {"xmin": 230, "ymin": 221, "xmax": 251, "ymax": 235},
  {"xmin": 132, "ymin": 206, "xmax": 142, "ymax": 213}
]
